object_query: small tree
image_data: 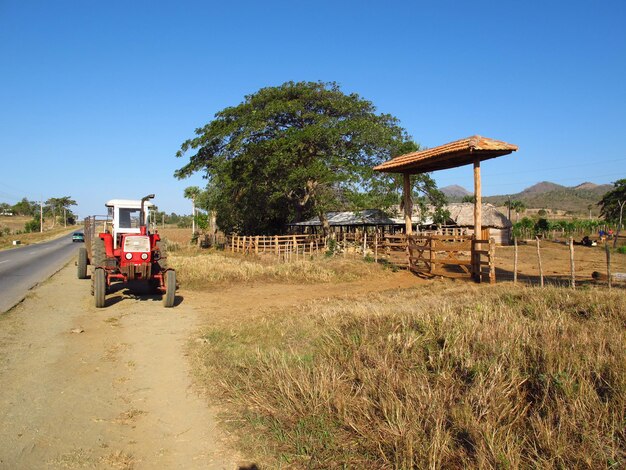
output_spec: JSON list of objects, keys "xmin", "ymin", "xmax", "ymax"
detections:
[
  {"xmin": 183, "ymin": 186, "xmax": 201, "ymax": 235},
  {"xmin": 599, "ymin": 179, "xmax": 626, "ymax": 247}
]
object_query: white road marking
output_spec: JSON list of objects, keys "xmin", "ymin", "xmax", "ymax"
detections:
[{"xmin": 0, "ymin": 260, "xmax": 9, "ymax": 264}]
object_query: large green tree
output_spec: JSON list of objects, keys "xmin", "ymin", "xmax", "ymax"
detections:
[{"xmin": 175, "ymin": 81, "xmax": 442, "ymax": 234}]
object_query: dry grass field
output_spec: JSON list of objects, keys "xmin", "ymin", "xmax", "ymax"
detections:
[
  {"xmin": 0, "ymin": 215, "xmax": 77, "ymax": 250},
  {"xmin": 174, "ymin": 244, "xmax": 625, "ymax": 468}
]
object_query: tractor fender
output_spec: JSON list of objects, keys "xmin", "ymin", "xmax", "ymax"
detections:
[{"xmin": 99, "ymin": 232, "xmax": 115, "ymax": 258}]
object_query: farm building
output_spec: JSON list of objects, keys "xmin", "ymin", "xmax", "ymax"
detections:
[
  {"xmin": 288, "ymin": 209, "xmax": 400, "ymax": 234},
  {"xmin": 290, "ymin": 203, "xmax": 512, "ymax": 244}
]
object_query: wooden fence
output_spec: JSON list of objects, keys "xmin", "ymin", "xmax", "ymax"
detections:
[{"xmin": 228, "ymin": 234, "xmax": 325, "ymax": 256}]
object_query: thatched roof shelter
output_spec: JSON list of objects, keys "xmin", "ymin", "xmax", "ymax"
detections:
[
  {"xmin": 374, "ymin": 135, "xmax": 518, "ymax": 174},
  {"xmin": 373, "ymin": 135, "xmax": 518, "ymax": 238}
]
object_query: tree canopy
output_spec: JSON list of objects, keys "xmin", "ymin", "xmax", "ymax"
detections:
[
  {"xmin": 599, "ymin": 179, "xmax": 626, "ymax": 223},
  {"xmin": 175, "ymin": 81, "xmax": 443, "ymax": 234}
]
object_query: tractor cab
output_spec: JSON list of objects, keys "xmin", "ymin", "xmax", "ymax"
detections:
[{"xmin": 105, "ymin": 198, "xmax": 154, "ymax": 250}]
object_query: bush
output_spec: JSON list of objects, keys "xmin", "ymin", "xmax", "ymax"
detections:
[{"xmin": 24, "ymin": 218, "xmax": 41, "ymax": 233}]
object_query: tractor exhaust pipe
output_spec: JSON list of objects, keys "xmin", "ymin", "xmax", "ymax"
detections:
[{"xmin": 140, "ymin": 194, "xmax": 155, "ymax": 235}]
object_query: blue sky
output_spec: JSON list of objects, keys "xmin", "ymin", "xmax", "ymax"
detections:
[{"xmin": 1, "ymin": 0, "xmax": 624, "ymax": 217}]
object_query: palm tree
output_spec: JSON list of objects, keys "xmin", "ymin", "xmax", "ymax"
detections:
[
  {"xmin": 509, "ymin": 200, "xmax": 526, "ymax": 222},
  {"xmin": 184, "ymin": 186, "xmax": 201, "ymax": 234}
]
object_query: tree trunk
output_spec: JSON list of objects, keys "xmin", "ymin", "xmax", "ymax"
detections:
[
  {"xmin": 319, "ymin": 212, "xmax": 331, "ymax": 238},
  {"xmin": 613, "ymin": 200, "xmax": 624, "ymax": 248}
]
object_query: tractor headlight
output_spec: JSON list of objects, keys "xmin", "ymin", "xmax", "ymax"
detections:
[
  {"xmin": 125, "ymin": 253, "xmax": 133, "ymax": 260},
  {"xmin": 141, "ymin": 253, "xmax": 149, "ymax": 260}
]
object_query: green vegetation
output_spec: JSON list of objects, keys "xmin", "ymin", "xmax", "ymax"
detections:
[
  {"xmin": 191, "ymin": 285, "xmax": 625, "ymax": 468},
  {"xmin": 512, "ymin": 217, "xmax": 604, "ymax": 239},
  {"xmin": 175, "ymin": 81, "xmax": 445, "ymax": 235},
  {"xmin": 0, "ymin": 196, "xmax": 77, "ymax": 226}
]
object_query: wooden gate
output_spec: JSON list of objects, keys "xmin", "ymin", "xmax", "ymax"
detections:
[{"xmin": 405, "ymin": 234, "xmax": 496, "ymax": 283}]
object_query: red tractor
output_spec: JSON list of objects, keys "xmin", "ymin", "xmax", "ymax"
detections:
[{"xmin": 77, "ymin": 194, "xmax": 176, "ymax": 308}]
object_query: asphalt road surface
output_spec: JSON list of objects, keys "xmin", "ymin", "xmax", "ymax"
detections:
[{"xmin": 0, "ymin": 233, "xmax": 79, "ymax": 312}]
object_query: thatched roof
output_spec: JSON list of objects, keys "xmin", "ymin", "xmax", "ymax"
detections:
[
  {"xmin": 447, "ymin": 203, "xmax": 512, "ymax": 229},
  {"xmin": 373, "ymin": 135, "xmax": 518, "ymax": 174}
]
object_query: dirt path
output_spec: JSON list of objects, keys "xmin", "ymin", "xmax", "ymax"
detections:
[
  {"xmin": 0, "ymin": 263, "xmax": 237, "ymax": 469},
  {"xmin": 0, "ymin": 260, "xmax": 423, "ymax": 469}
]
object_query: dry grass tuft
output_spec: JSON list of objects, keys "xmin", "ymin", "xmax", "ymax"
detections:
[
  {"xmin": 171, "ymin": 252, "xmax": 385, "ymax": 288},
  {"xmin": 191, "ymin": 284, "xmax": 626, "ymax": 468}
]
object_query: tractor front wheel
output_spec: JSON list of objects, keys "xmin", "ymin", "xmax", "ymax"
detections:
[
  {"xmin": 94, "ymin": 268, "xmax": 106, "ymax": 308},
  {"xmin": 163, "ymin": 270, "xmax": 176, "ymax": 308},
  {"xmin": 77, "ymin": 247, "xmax": 88, "ymax": 279}
]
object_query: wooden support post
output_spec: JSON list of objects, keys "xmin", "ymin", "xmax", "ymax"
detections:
[
  {"xmin": 255, "ymin": 235, "xmax": 259, "ymax": 255},
  {"xmin": 363, "ymin": 231, "xmax": 367, "ymax": 258},
  {"xmin": 606, "ymin": 242, "xmax": 612, "ymax": 289},
  {"xmin": 569, "ymin": 236, "xmax": 575, "ymax": 289},
  {"xmin": 513, "ymin": 237, "xmax": 518, "ymax": 285},
  {"xmin": 275, "ymin": 235, "xmax": 279, "ymax": 255},
  {"xmin": 343, "ymin": 232, "xmax": 347, "ymax": 257},
  {"xmin": 536, "ymin": 236, "xmax": 544, "ymax": 287},
  {"xmin": 242, "ymin": 236, "xmax": 246, "ymax": 254},
  {"xmin": 231, "ymin": 235, "xmax": 235, "ymax": 252},
  {"xmin": 374, "ymin": 231, "xmax": 378, "ymax": 262},
  {"xmin": 473, "ymin": 156, "xmax": 481, "ymax": 280},
  {"xmin": 403, "ymin": 173, "xmax": 412, "ymax": 235}
]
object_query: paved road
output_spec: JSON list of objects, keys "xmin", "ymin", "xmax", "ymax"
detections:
[{"xmin": 0, "ymin": 233, "xmax": 80, "ymax": 312}]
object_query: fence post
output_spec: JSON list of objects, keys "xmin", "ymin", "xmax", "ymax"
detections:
[
  {"xmin": 242, "ymin": 236, "xmax": 246, "ymax": 254},
  {"xmin": 231, "ymin": 235, "xmax": 235, "ymax": 252},
  {"xmin": 429, "ymin": 237, "xmax": 434, "ymax": 274},
  {"xmin": 489, "ymin": 237, "xmax": 496, "ymax": 284},
  {"xmin": 255, "ymin": 236, "xmax": 259, "ymax": 255},
  {"xmin": 536, "ymin": 236, "xmax": 544, "ymax": 287},
  {"xmin": 343, "ymin": 232, "xmax": 347, "ymax": 257},
  {"xmin": 569, "ymin": 236, "xmax": 575, "ymax": 289},
  {"xmin": 606, "ymin": 242, "xmax": 612, "ymax": 289},
  {"xmin": 275, "ymin": 235, "xmax": 279, "ymax": 255},
  {"xmin": 513, "ymin": 237, "xmax": 518, "ymax": 285}
]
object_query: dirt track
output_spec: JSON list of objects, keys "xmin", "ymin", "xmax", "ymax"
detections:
[
  {"xmin": 0, "ymin": 259, "xmax": 422, "ymax": 469},
  {"xmin": 0, "ymin": 262, "xmax": 237, "ymax": 469}
]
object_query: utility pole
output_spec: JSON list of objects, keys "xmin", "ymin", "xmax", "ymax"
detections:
[
  {"xmin": 64, "ymin": 207, "xmax": 67, "ymax": 228},
  {"xmin": 40, "ymin": 200, "xmax": 43, "ymax": 233},
  {"xmin": 191, "ymin": 198, "xmax": 196, "ymax": 235}
]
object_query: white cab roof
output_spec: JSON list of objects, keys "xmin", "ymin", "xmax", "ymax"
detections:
[{"xmin": 105, "ymin": 199, "xmax": 154, "ymax": 209}]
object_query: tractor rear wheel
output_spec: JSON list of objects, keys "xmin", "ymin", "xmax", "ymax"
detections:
[
  {"xmin": 94, "ymin": 268, "xmax": 106, "ymax": 308},
  {"xmin": 77, "ymin": 247, "xmax": 88, "ymax": 279},
  {"xmin": 163, "ymin": 270, "xmax": 176, "ymax": 308},
  {"xmin": 92, "ymin": 237, "xmax": 106, "ymax": 266}
]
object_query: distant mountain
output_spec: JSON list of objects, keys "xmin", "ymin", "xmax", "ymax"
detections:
[
  {"xmin": 519, "ymin": 181, "xmax": 566, "ymax": 195},
  {"xmin": 481, "ymin": 181, "xmax": 612, "ymax": 215},
  {"xmin": 440, "ymin": 185, "xmax": 471, "ymax": 198}
]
